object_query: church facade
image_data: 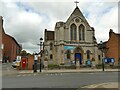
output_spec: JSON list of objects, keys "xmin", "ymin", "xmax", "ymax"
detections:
[{"xmin": 43, "ymin": 6, "xmax": 101, "ymax": 65}]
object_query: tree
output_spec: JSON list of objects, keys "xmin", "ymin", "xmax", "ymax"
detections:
[{"xmin": 20, "ymin": 50, "xmax": 31, "ymax": 56}]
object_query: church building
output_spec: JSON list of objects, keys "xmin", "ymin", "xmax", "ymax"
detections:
[{"xmin": 43, "ymin": 5, "xmax": 101, "ymax": 65}]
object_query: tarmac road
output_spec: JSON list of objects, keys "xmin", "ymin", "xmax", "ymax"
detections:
[{"xmin": 2, "ymin": 72, "xmax": 118, "ymax": 88}]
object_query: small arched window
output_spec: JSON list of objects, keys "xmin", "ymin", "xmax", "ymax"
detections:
[
  {"xmin": 86, "ymin": 50, "xmax": 91, "ymax": 59},
  {"xmin": 70, "ymin": 24, "xmax": 77, "ymax": 40},
  {"xmin": 50, "ymin": 43, "xmax": 53, "ymax": 50},
  {"xmin": 66, "ymin": 50, "xmax": 71, "ymax": 59},
  {"xmin": 79, "ymin": 24, "xmax": 85, "ymax": 41},
  {"xmin": 50, "ymin": 54, "xmax": 53, "ymax": 59}
]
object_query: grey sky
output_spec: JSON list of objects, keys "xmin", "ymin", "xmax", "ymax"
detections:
[{"xmin": 0, "ymin": 0, "xmax": 118, "ymax": 54}]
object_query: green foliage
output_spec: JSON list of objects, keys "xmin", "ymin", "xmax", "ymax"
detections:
[
  {"xmin": 48, "ymin": 64, "xmax": 60, "ymax": 69},
  {"xmin": 64, "ymin": 65, "xmax": 76, "ymax": 69},
  {"xmin": 96, "ymin": 64, "xmax": 102, "ymax": 69},
  {"xmin": 60, "ymin": 63, "xmax": 65, "ymax": 65},
  {"xmin": 60, "ymin": 65, "xmax": 76, "ymax": 69},
  {"xmin": 21, "ymin": 50, "xmax": 31, "ymax": 56}
]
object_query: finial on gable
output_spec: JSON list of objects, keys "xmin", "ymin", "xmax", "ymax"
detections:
[{"xmin": 74, "ymin": 1, "xmax": 79, "ymax": 7}]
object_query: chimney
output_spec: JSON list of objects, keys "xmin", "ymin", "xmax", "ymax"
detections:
[
  {"xmin": 45, "ymin": 29, "xmax": 47, "ymax": 41},
  {"xmin": 109, "ymin": 29, "xmax": 113, "ymax": 38},
  {"xmin": 0, "ymin": 16, "xmax": 3, "ymax": 27}
]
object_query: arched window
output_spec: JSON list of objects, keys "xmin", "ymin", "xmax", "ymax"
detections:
[
  {"xmin": 50, "ymin": 43, "xmax": 53, "ymax": 50},
  {"xmin": 66, "ymin": 50, "xmax": 71, "ymax": 59},
  {"xmin": 86, "ymin": 50, "xmax": 91, "ymax": 59},
  {"xmin": 70, "ymin": 24, "xmax": 77, "ymax": 40},
  {"xmin": 79, "ymin": 24, "xmax": 85, "ymax": 41},
  {"xmin": 50, "ymin": 54, "xmax": 53, "ymax": 59}
]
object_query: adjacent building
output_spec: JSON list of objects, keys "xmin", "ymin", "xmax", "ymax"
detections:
[
  {"xmin": 44, "ymin": 6, "xmax": 101, "ymax": 65},
  {"xmin": 0, "ymin": 16, "xmax": 2, "ymax": 62},
  {"xmin": 101, "ymin": 29, "xmax": 120, "ymax": 65},
  {"xmin": 0, "ymin": 16, "xmax": 22, "ymax": 63}
]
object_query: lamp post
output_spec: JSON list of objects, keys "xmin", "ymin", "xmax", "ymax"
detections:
[
  {"xmin": 40, "ymin": 38, "xmax": 43, "ymax": 72},
  {"xmin": 34, "ymin": 53, "xmax": 38, "ymax": 73},
  {"xmin": 100, "ymin": 41, "xmax": 104, "ymax": 71}
]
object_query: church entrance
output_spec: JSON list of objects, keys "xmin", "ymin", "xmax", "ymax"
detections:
[
  {"xmin": 75, "ymin": 53, "xmax": 82, "ymax": 64},
  {"xmin": 74, "ymin": 46, "xmax": 83, "ymax": 65}
]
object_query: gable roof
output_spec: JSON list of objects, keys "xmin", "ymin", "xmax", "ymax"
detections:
[{"xmin": 66, "ymin": 6, "xmax": 90, "ymax": 27}]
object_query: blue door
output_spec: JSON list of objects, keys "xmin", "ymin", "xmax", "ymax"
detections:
[{"xmin": 75, "ymin": 53, "xmax": 82, "ymax": 64}]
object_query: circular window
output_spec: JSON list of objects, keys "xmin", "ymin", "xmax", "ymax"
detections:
[{"xmin": 75, "ymin": 18, "xmax": 80, "ymax": 23}]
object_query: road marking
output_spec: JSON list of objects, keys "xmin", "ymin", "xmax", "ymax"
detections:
[
  {"xmin": 45, "ymin": 73, "xmax": 63, "ymax": 76},
  {"xmin": 82, "ymin": 83, "xmax": 110, "ymax": 88}
]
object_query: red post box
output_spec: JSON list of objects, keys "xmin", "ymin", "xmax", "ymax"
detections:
[{"xmin": 21, "ymin": 57, "xmax": 28, "ymax": 70}]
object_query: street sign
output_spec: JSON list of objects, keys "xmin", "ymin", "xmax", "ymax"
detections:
[
  {"xmin": 17, "ymin": 56, "xmax": 21, "ymax": 61},
  {"xmin": 34, "ymin": 55, "xmax": 38, "ymax": 60}
]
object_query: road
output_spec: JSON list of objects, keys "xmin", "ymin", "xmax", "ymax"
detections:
[
  {"xmin": 2, "ymin": 63, "xmax": 19, "ymax": 76},
  {"xmin": 2, "ymin": 72, "xmax": 118, "ymax": 88}
]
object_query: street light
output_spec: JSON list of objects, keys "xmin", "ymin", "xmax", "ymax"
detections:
[
  {"xmin": 100, "ymin": 41, "xmax": 104, "ymax": 71},
  {"xmin": 34, "ymin": 53, "xmax": 38, "ymax": 73},
  {"xmin": 40, "ymin": 37, "xmax": 43, "ymax": 72}
]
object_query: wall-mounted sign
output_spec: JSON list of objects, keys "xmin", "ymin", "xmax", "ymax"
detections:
[
  {"xmin": 104, "ymin": 58, "xmax": 115, "ymax": 63},
  {"xmin": 64, "ymin": 46, "xmax": 75, "ymax": 51}
]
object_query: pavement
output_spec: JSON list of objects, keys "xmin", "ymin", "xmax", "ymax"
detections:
[{"xmin": 19, "ymin": 68, "xmax": 119, "ymax": 74}]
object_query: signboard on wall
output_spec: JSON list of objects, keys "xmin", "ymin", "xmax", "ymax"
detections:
[
  {"xmin": 34, "ymin": 55, "xmax": 38, "ymax": 60},
  {"xmin": 64, "ymin": 46, "xmax": 75, "ymax": 51},
  {"xmin": 104, "ymin": 58, "xmax": 115, "ymax": 63}
]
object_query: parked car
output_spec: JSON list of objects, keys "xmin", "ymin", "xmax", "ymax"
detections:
[
  {"xmin": 12, "ymin": 60, "xmax": 20, "ymax": 68},
  {"xmin": 12, "ymin": 60, "xmax": 17, "ymax": 68}
]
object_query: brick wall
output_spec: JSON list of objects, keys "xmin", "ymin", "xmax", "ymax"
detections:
[
  {"xmin": 0, "ymin": 16, "xmax": 2, "ymax": 62},
  {"xmin": 106, "ymin": 30, "xmax": 120, "ymax": 64},
  {"xmin": 1, "ymin": 16, "xmax": 22, "ymax": 62},
  {"xmin": 27, "ymin": 55, "xmax": 34, "ymax": 70}
]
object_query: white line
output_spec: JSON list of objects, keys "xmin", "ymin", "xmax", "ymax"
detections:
[{"xmin": 82, "ymin": 83, "xmax": 110, "ymax": 88}]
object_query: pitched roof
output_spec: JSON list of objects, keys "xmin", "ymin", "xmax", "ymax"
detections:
[
  {"xmin": 66, "ymin": 6, "xmax": 90, "ymax": 27},
  {"xmin": 71, "ymin": 6, "xmax": 84, "ymax": 17},
  {"xmin": 6, "ymin": 34, "xmax": 22, "ymax": 48}
]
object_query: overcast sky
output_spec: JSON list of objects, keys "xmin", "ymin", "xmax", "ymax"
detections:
[{"xmin": 0, "ymin": 0, "xmax": 119, "ymax": 54}]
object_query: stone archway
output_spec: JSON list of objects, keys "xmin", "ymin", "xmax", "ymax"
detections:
[{"xmin": 74, "ymin": 46, "xmax": 84, "ymax": 65}]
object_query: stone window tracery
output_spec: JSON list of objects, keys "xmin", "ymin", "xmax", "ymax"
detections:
[
  {"xmin": 79, "ymin": 24, "xmax": 85, "ymax": 41},
  {"xmin": 70, "ymin": 23, "xmax": 77, "ymax": 41}
]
